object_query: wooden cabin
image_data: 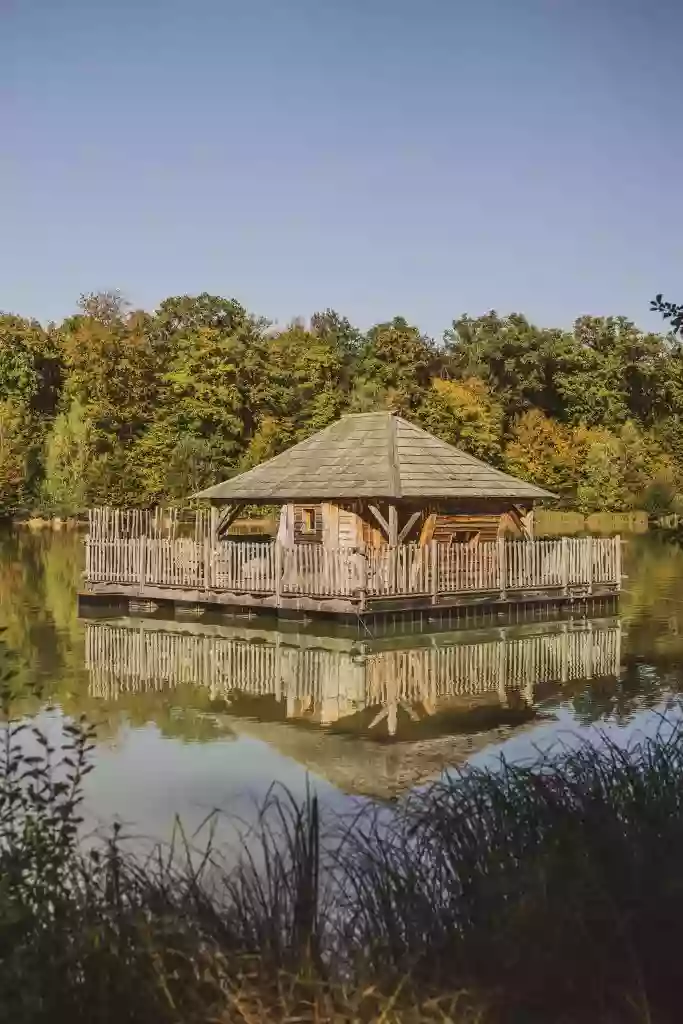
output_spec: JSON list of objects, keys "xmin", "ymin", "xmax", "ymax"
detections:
[
  {"xmin": 287, "ymin": 500, "xmax": 531, "ymax": 548},
  {"xmin": 196, "ymin": 411, "xmax": 547, "ymax": 550}
]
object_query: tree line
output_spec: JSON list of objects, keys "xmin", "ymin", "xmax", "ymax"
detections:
[{"xmin": 1, "ymin": 289, "xmax": 682, "ymax": 518}]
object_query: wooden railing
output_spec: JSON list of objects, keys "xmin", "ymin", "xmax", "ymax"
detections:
[{"xmin": 84, "ymin": 535, "xmax": 622, "ymax": 603}]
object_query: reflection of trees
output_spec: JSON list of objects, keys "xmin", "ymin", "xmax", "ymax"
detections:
[
  {"xmin": 568, "ymin": 661, "xmax": 683, "ymax": 727},
  {"xmin": 0, "ymin": 532, "xmax": 234, "ymax": 744},
  {"xmin": 621, "ymin": 538, "xmax": 683, "ymax": 657},
  {"xmin": 0, "ymin": 531, "xmax": 57, "ymax": 698},
  {"xmin": 67, "ymin": 684, "xmax": 236, "ymax": 745},
  {"xmin": 560, "ymin": 536, "xmax": 683, "ymax": 725}
]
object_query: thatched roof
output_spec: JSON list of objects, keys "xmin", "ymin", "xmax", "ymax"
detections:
[{"xmin": 195, "ymin": 412, "xmax": 553, "ymax": 503}]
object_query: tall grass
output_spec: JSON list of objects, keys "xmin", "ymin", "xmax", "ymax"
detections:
[{"xmin": 1, "ymin": 636, "xmax": 682, "ymax": 1022}]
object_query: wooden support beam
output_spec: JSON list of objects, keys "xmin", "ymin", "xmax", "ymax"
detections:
[
  {"xmin": 398, "ymin": 510, "xmax": 422, "ymax": 545},
  {"xmin": 507, "ymin": 506, "xmax": 527, "ymax": 538},
  {"xmin": 419, "ymin": 513, "xmax": 437, "ymax": 547},
  {"xmin": 388, "ymin": 503, "xmax": 399, "ymax": 546},
  {"xmin": 367, "ymin": 503, "xmax": 389, "ymax": 537},
  {"xmin": 215, "ymin": 503, "xmax": 245, "ymax": 539}
]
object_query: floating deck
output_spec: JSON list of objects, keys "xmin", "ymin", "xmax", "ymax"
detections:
[{"xmin": 80, "ymin": 534, "xmax": 622, "ymax": 623}]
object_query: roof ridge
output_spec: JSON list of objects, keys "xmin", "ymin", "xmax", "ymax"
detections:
[{"xmin": 387, "ymin": 412, "xmax": 402, "ymax": 499}]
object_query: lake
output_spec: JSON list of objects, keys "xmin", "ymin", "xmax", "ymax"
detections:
[{"xmin": 0, "ymin": 530, "xmax": 681, "ymax": 845}]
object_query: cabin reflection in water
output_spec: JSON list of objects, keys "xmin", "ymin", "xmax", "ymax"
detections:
[{"xmin": 84, "ymin": 617, "xmax": 622, "ymax": 742}]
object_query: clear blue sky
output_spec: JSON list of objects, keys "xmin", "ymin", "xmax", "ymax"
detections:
[{"xmin": 2, "ymin": 0, "xmax": 682, "ymax": 336}]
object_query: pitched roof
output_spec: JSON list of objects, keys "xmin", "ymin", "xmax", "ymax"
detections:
[{"xmin": 194, "ymin": 412, "xmax": 554, "ymax": 503}]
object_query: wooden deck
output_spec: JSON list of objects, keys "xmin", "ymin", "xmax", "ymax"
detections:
[{"xmin": 81, "ymin": 534, "xmax": 622, "ymax": 620}]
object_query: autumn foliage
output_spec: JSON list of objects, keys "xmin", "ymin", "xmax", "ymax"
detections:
[{"xmin": 0, "ymin": 294, "xmax": 681, "ymax": 516}]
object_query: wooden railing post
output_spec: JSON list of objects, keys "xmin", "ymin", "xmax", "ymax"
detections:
[
  {"xmin": 497, "ymin": 535, "xmax": 506, "ymax": 599},
  {"xmin": 274, "ymin": 540, "xmax": 283, "ymax": 606},
  {"xmin": 561, "ymin": 535, "xmax": 569, "ymax": 595},
  {"xmin": 138, "ymin": 536, "xmax": 146, "ymax": 590},
  {"xmin": 587, "ymin": 535, "xmax": 593, "ymax": 594},
  {"xmin": 615, "ymin": 534, "xmax": 622, "ymax": 589},
  {"xmin": 203, "ymin": 537, "xmax": 211, "ymax": 590},
  {"xmin": 356, "ymin": 544, "xmax": 367, "ymax": 611},
  {"xmin": 431, "ymin": 540, "xmax": 438, "ymax": 604}
]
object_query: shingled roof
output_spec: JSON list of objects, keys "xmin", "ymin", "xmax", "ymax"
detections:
[{"xmin": 195, "ymin": 412, "xmax": 553, "ymax": 503}]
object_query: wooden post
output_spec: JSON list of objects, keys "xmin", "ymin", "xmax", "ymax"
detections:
[
  {"xmin": 388, "ymin": 503, "xmax": 399, "ymax": 546},
  {"xmin": 387, "ymin": 504, "xmax": 399, "ymax": 594},
  {"xmin": 587, "ymin": 535, "xmax": 593, "ymax": 594},
  {"xmin": 431, "ymin": 540, "xmax": 438, "ymax": 604},
  {"xmin": 356, "ymin": 544, "xmax": 367, "ymax": 612},
  {"xmin": 274, "ymin": 540, "xmax": 283, "ymax": 607},
  {"xmin": 138, "ymin": 536, "xmax": 146, "ymax": 590},
  {"xmin": 203, "ymin": 537, "xmax": 211, "ymax": 590},
  {"xmin": 497, "ymin": 535, "xmax": 506, "ymax": 599},
  {"xmin": 615, "ymin": 534, "xmax": 622, "ymax": 589},
  {"xmin": 561, "ymin": 535, "xmax": 569, "ymax": 595}
]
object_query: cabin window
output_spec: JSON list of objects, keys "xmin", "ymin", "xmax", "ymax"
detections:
[{"xmin": 300, "ymin": 507, "xmax": 316, "ymax": 534}]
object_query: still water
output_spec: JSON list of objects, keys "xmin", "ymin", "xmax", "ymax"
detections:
[{"xmin": 0, "ymin": 530, "xmax": 681, "ymax": 843}]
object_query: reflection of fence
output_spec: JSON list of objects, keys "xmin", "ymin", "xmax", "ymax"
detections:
[
  {"xmin": 85, "ymin": 620, "xmax": 622, "ymax": 728},
  {"xmin": 85, "ymin": 535, "xmax": 622, "ymax": 606}
]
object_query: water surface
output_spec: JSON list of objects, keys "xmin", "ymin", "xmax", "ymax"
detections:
[{"xmin": 0, "ymin": 531, "xmax": 680, "ymax": 842}]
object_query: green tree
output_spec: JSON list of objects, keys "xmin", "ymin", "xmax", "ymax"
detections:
[
  {"xmin": 0, "ymin": 314, "xmax": 59, "ymax": 413},
  {"xmin": 557, "ymin": 317, "xmax": 669, "ymax": 429},
  {"xmin": 504, "ymin": 410, "xmax": 577, "ymax": 496},
  {"xmin": 651, "ymin": 293, "xmax": 683, "ymax": 336},
  {"xmin": 0, "ymin": 400, "xmax": 36, "ymax": 516},
  {"xmin": 130, "ymin": 428, "xmax": 218, "ymax": 502},
  {"xmin": 77, "ymin": 289, "xmax": 130, "ymax": 325},
  {"xmin": 57, "ymin": 295, "xmax": 162, "ymax": 504},
  {"xmin": 443, "ymin": 312, "xmax": 568, "ymax": 423},
  {"xmin": 59, "ymin": 304, "xmax": 158, "ymax": 444},
  {"xmin": 41, "ymin": 400, "xmax": 93, "ymax": 516},
  {"xmin": 250, "ymin": 322, "xmax": 348, "ymax": 440},
  {"xmin": 354, "ymin": 318, "xmax": 437, "ymax": 416},
  {"xmin": 574, "ymin": 428, "xmax": 629, "ymax": 512},
  {"xmin": 419, "ymin": 377, "xmax": 504, "ymax": 462},
  {"xmin": 240, "ymin": 416, "xmax": 296, "ymax": 470}
]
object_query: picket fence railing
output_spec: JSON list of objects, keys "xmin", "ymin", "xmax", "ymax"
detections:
[{"xmin": 84, "ymin": 534, "xmax": 622, "ymax": 605}]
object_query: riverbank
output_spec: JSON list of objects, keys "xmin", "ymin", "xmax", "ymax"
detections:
[{"xmin": 4, "ymin": 697, "xmax": 683, "ymax": 1023}]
